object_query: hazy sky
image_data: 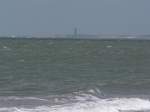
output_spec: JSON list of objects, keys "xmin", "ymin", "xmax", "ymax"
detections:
[{"xmin": 0, "ymin": 0, "xmax": 150, "ymax": 36}]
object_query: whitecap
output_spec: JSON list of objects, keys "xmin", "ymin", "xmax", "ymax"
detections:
[
  {"xmin": 106, "ymin": 45, "xmax": 112, "ymax": 48},
  {"xmin": 18, "ymin": 59, "xmax": 25, "ymax": 62},
  {"xmin": 2, "ymin": 45, "xmax": 11, "ymax": 51},
  {"xmin": 0, "ymin": 97, "xmax": 150, "ymax": 112},
  {"xmin": 47, "ymin": 98, "xmax": 150, "ymax": 112}
]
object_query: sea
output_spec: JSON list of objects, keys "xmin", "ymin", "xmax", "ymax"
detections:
[{"xmin": 0, "ymin": 38, "xmax": 150, "ymax": 112}]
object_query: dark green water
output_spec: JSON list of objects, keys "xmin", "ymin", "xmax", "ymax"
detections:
[
  {"xmin": 0, "ymin": 38, "xmax": 150, "ymax": 96},
  {"xmin": 1, "ymin": 38, "xmax": 150, "ymax": 112}
]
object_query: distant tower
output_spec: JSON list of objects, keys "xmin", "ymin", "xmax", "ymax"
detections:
[{"xmin": 74, "ymin": 27, "xmax": 78, "ymax": 38}]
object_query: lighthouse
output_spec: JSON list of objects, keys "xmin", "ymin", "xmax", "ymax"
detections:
[{"xmin": 74, "ymin": 28, "xmax": 78, "ymax": 38}]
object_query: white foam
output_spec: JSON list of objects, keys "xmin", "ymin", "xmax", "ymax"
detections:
[
  {"xmin": 3, "ymin": 46, "xmax": 8, "ymax": 49},
  {"xmin": 18, "ymin": 59, "xmax": 25, "ymax": 62},
  {"xmin": 2, "ymin": 45, "xmax": 11, "ymax": 51},
  {"xmin": 106, "ymin": 45, "xmax": 112, "ymax": 48},
  {"xmin": 49, "ymin": 98, "xmax": 150, "ymax": 112},
  {"xmin": 0, "ymin": 97, "xmax": 150, "ymax": 112},
  {"xmin": 0, "ymin": 96, "xmax": 48, "ymax": 101}
]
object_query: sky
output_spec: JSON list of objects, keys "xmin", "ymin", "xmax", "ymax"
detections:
[{"xmin": 0, "ymin": 0, "xmax": 150, "ymax": 36}]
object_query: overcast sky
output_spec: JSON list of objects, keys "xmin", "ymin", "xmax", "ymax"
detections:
[{"xmin": 0, "ymin": 0, "xmax": 150, "ymax": 36}]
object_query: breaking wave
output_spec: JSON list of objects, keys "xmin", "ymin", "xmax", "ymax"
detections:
[
  {"xmin": 0, "ymin": 92, "xmax": 150, "ymax": 112},
  {"xmin": 0, "ymin": 98, "xmax": 150, "ymax": 112}
]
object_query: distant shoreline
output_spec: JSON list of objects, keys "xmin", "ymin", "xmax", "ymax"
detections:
[{"xmin": 0, "ymin": 34, "xmax": 150, "ymax": 40}]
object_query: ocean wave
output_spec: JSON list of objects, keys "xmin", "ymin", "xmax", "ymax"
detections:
[
  {"xmin": 0, "ymin": 92, "xmax": 150, "ymax": 112},
  {"xmin": 0, "ymin": 96, "xmax": 48, "ymax": 101},
  {"xmin": 0, "ymin": 89, "xmax": 149, "ymax": 112},
  {"xmin": 0, "ymin": 98, "xmax": 150, "ymax": 112}
]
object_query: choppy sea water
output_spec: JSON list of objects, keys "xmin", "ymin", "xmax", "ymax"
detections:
[{"xmin": 0, "ymin": 38, "xmax": 150, "ymax": 112}]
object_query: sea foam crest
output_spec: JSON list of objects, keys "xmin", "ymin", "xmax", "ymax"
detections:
[{"xmin": 0, "ymin": 97, "xmax": 150, "ymax": 112}]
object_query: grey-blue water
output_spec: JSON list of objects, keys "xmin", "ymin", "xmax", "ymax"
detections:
[{"xmin": 0, "ymin": 38, "xmax": 150, "ymax": 112}]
